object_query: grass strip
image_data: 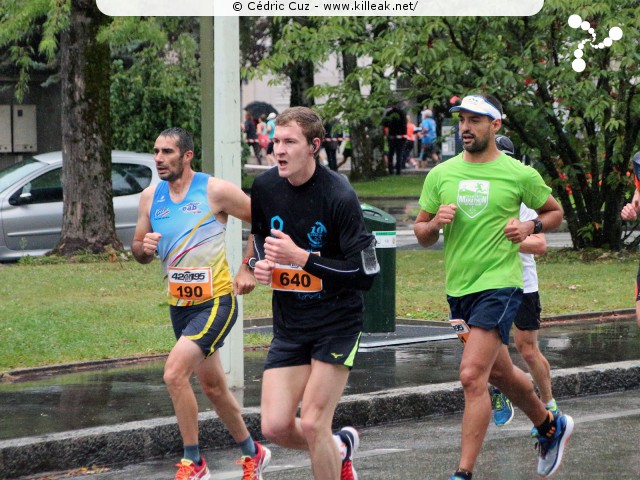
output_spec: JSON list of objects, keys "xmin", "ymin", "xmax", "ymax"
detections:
[{"xmin": 0, "ymin": 248, "xmax": 636, "ymax": 370}]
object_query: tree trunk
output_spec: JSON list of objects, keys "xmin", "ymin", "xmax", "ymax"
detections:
[
  {"xmin": 349, "ymin": 119, "xmax": 386, "ymax": 181},
  {"xmin": 341, "ymin": 51, "xmax": 385, "ymax": 181},
  {"xmin": 286, "ymin": 18, "xmax": 315, "ymax": 108},
  {"xmin": 53, "ymin": 0, "xmax": 120, "ymax": 256},
  {"xmin": 288, "ymin": 60, "xmax": 314, "ymax": 107}
]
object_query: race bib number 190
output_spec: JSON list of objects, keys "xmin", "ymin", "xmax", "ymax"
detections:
[
  {"xmin": 271, "ymin": 263, "xmax": 322, "ymax": 293},
  {"xmin": 168, "ymin": 266, "xmax": 213, "ymax": 301}
]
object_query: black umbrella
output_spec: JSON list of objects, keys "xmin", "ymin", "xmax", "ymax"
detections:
[{"xmin": 244, "ymin": 101, "xmax": 278, "ymax": 119}]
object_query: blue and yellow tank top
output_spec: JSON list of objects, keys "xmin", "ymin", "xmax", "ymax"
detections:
[{"xmin": 150, "ymin": 172, "xmax": 233, "ymax": 306}]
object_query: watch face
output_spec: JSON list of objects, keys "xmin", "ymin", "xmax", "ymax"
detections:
[
  {"xmin": 534, "ymin": 220, "xmax": 543, "ymax": 234},
  {"xmin": 248, "ymin": 257, "xmax": 257, "ymax": 269}
]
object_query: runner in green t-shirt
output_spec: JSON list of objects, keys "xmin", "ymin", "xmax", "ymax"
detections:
[
  {"xmin": 419, "ymin": 153, "xmax": 551, "ymax": 297},
  {"xmin": 414, "ymin": 93, "xmax": 573, "ymax": 480}
]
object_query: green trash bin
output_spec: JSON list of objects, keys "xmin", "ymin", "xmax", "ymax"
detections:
[{"xmin": 360, "ymin": 203, "xmax": 396, "ymax": 333}]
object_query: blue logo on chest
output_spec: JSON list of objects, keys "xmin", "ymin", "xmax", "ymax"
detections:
[{"xmin": 307, "ymin": 221, "xmax": 327, "ymax": 249}]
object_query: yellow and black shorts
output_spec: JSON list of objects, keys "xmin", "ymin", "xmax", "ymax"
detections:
[{"xmin": 169, "ymin": 294, "xmax": 237, "ymax": 357}]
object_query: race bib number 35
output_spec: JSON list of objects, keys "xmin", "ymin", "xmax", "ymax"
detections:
[
  {"xmin": 168, "ymin": 266, "xmax": 213, "ymax": 301},
  {"xmin": 271, "ymin": 264, "xmax": 322, "ymax": 293}
]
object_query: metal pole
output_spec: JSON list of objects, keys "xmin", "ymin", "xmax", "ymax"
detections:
[
  {"xmin": 200, "ymin": 16, "xmax": 244, "ymax": 389},
  {"xmin": 213, "ymin": 16, "xmax": 244, "ymax": 389}
]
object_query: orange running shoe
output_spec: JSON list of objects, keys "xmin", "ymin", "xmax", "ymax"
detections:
[
  {"xmin": 174, "ymin": 458, "xmax": 210, "ymax": 480},
  {"xmin": 237, "ymin": 441, "xmax": 271, "ymax": 480}
]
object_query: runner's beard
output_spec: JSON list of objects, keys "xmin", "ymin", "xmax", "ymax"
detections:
[
  {"xmin": 160, "ymin": 157, "xmax": 185, "ymax": 182},
  {"xmin": 462, "ymin": 134, "xmax": 490, "ymax": 153}
]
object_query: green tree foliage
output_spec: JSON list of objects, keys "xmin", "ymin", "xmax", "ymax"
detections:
[
  {"xmin": 241, "ymin": 17, "xmax": 316, "ymax": 108},
  {"xmin": 0, "ymin": 0, "xmax": 70, "ymax": 100},
  {"xmin": 253, "ymin": 17, "xmax": 393, "ymax": 180},
  {"xmin": 258, "ymin": 4, "xmax": 640, "ymax": 248},
  {"xmin": 109, "ymin": 26, "xmax": 202, "ymax": 158}
]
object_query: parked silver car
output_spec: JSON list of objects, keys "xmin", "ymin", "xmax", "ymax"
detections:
[{"xmin": 0, "ymin": 151, "xmax": 159, "ymax": 261}]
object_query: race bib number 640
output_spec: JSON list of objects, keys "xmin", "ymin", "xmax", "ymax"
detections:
[{"xmin": 271, "ymin": 263, "xmax": 322, "ymax": 293}]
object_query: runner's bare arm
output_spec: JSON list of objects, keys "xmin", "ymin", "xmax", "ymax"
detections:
[
  {"xmin": 207, "ymin": 177, "xmax": 251, "ymax": 223},
  {"xmin": 506, "ymin": 195, "xmax": 563, "ymax": 244},
  {"xmin": 519, "ymin": 233, "xmax": 546, "ymax": 255},
  {"xmin": 534, "ymin": 195, "xmax": 563, "ymax": 232},
  {"xmin": 233, "ymin": 234, "xmax": 257, "ymax": 296},
  {"xmin": 414, "ymin": 204, "xmax": 456, "ymax": 248},
  {"xmin": 621, "ymin": 189, "xmax": 640, "ymax": 221},
  {"xmin": 132, "ymin": 186, "xmax": 158, "ymax": 264}
]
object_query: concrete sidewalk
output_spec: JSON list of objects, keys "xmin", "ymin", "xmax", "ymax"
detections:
[{"xmin": 3, "ymin": 360, "xmax": 640, "ymax": 479}]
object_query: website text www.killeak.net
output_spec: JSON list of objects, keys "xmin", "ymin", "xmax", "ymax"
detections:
[
  {"xmin": 231, "ymin": 0, "xmax": 419, "ymax": 13},
  {"xmin": 324, "ymin": 0, "xmax": 418, "ymax": 12}
]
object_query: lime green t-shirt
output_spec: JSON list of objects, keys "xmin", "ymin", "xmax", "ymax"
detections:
[{"xmin": 419, "ymin": 153, "xmax": 551, "ymax": 297}]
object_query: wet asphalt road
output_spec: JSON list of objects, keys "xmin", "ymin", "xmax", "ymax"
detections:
[{"xmin": 56, "ymin": 389, "xmax": 640, "ymax": 480}]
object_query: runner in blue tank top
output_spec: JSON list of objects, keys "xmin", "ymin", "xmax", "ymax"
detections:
[{"xmin": 132, "ymin": 128, "xmax": 271, "ymax": 480}]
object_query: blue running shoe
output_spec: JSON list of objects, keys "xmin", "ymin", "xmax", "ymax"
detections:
[
  {"xmin": 535, "ymin": 412, "xmax": 574, "ymax": 477},
  {"xmin": 490, "ymin": 386, "xmax": 514, "ymax": 426}
]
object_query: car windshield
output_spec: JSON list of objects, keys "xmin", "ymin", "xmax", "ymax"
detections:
[{"xmin": 0, "ymin": 158, "xmax": 45, "ymax": 194}]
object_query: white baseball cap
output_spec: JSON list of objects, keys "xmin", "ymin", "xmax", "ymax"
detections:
[
  {"xmin": 449, "ymin": 95, "xmax": 502, "ymax": 120},
  {"xmin": 267, "ymin": 112, "xmax": 277, "ymax": 120}
]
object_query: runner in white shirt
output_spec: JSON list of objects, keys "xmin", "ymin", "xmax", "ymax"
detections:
[{"xmin": 489, "ymin": 135, "xmax": 559, "ymax": 427}]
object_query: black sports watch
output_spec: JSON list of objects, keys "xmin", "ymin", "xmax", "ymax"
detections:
[
  {"xmin": 242, "ymin": 257, "xmax": 257, "ymax": 270},
  {"xmin": 531, "ymin": 219, "xmax": 543, "ymax": 235}
]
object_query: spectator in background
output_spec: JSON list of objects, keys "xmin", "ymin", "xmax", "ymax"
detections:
[
  {"xmin": 266, "ymin": 112, "xmax": 277, "ymax": 166},
  {"xmin": 337, "ymin": 126, "xmax": 351, "ymax": 170},
  {"xmin": 243, "ymin": 111, "xmax": 262, "ymax": 165},
  {"xmin": 420, "ymin": 108, "xmax": 440, "ymax": 167},
  {"xmin": 323, "ymin": 119, "xmax": 341, "ymax": 171},
  {"xmin": 382, "ymin": 102, "xmax": 407, "ymax": 175},
  {"xmin": 404, "ymin": 114, "xmax": 417, "ymax": 168},
  {"xmin": 257, "ymin": 115, "xmax": 270, "ymax": 163}
]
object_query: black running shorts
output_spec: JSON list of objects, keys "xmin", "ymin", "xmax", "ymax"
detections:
[
  {"xmin": 264, "ymin": 331, "xmax": 361, "ymax": 370},
  {"xmin": 514, "ymin": 291, "xmax": 542, "ymax": 331}
]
